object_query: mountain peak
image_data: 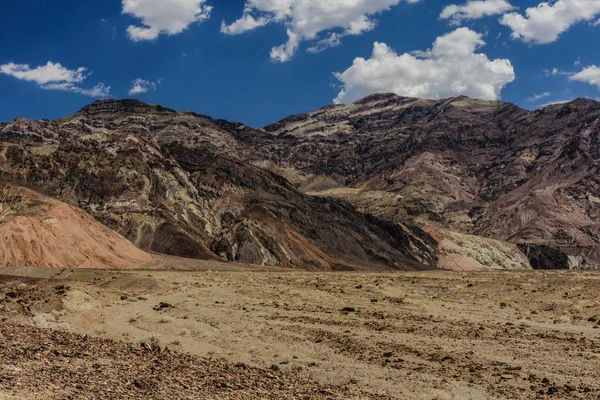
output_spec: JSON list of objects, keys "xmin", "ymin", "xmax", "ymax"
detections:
[
  {"xmin": 352, "ymin": 93, "xmax": 403, "ymax": 105},
  {"xmin": 76, "ymin": 99, "xmax": 176, "ymax": 116},
  {"xmin": 568, "ymin": 97, "xmax": 600, "ymax": 107}
]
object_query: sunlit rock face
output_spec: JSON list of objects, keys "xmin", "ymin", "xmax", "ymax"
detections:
[
  {"xmin": 2, "ymin": 95, "xmax": 598, "ymax": 270},
  {"xmin": 234, "ymin": 94, "xmax": 600, "ymax": 270},
  {"xmin": 0, "ymin": 99, "xmax": 438, "ymax": 271}
]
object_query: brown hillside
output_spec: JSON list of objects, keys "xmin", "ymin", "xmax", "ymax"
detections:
[{"xmin": 0, "ymin": 185, "xmax": 151, "ymax": 269}]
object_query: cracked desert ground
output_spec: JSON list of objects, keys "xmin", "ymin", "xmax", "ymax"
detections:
[{"xmin": 1, "ymin": 261, "xmax": 600, "ymax": 399}]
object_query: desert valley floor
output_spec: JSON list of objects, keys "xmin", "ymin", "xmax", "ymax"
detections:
[{"xmin": 1, "ymin": 261, "xmax": 599, "ymax": 399}]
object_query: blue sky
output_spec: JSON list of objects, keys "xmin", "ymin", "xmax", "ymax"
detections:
[{"xmin": 1, "ymin": 0, "xmax": 600, "ymax": 127}]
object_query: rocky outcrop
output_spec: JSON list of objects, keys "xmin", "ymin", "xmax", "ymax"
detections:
[
  {"xmin": 230, "ymin": 94, "xmax": 600, "ymax": 269},
  {"xmin": 518, "ymin": 245, "xmax": 572, "ymax": 270},
  {"xmin": 3, "ymin": 94, "xmax": 599, "ymax": 270},
  {"xmin": 518, "ymin": 245, "xmax": 600, "ymax": 270},
  {"xmin": 0, "ymin": 100, "xmax": 437, "ymax": 271}
]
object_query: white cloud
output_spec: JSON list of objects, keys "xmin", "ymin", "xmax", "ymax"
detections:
[
  {"xmin": 500, "ymin": 0, "xmax": 600, "ymax": 44},
  {"xmin": 220, "ymin": 7, "xmax": 270, "ymax": 35},
  {"xmin": 527, "ymin": 91, "xmax": 551, "ymax": 101},
  {"xmin": 333, "ymin": 28, "xmax": 515, "ymax": 104},
  {"xmin": 307, "ymin": 33, "xmax": 343, "ymax": 53},
  {"xmin": 543, "ymin": 67, "xmax": 572, "ymax": 76},
  {"xmin": 0, "ymin": 61, "xmax": 86, "ymax": 85},
  {"xmin": 222, "ymin": 0, "xmax": 420, "ymax": 62},
  {"xmin": 77, "ymin": 84, "xmax": 111, "ymax": 97},
  {"xmin": 569, "ymin": 65, "xmax": 600, "ymax": 88},
  {"xmin": 0, "ymin": 61, "xmax": 110, "ymax": 97},
  {"xmin": 122, "ymin": 0, "xmax": 212, "ymax": 41},
  {"xmin": 128, "ymin": 78, "xmax": 161, "ymax": 96},
  {"xmin": 440, "ymin": 0, "xmax": 514, "ymax": 24},
  {"xmin": 44, "ymin": 82, "xmax": 111, "ymax": 97},
  {"xmin": 270, "ymin": 29, "xmax": 301, "ymax": 62}
]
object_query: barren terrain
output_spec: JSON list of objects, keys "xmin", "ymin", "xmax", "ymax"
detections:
[
  {"xmin": 4, "ymin": 96, "xmax": 600, "ymax": 272},
  {"xmin": 1, "ymin": 265, "xmax": 600, "ymax": 399}
]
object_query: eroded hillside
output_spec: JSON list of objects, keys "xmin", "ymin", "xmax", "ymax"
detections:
[{"xmin": 1, "ymin": 94, "xmax": 598, "ymax": 270}]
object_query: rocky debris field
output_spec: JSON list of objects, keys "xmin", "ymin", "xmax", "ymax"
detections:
[
  {"xmin": 1, "ymin": 267, "xmax": 600, "ymax": 399},
  {"xmin": 0, "ymin": 322, "xmax": 375, "ymax": 399}
]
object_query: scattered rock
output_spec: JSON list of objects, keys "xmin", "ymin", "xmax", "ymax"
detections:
[
  {"xmin": 153, "ymin": 302, "xmax": 173, "ymax": 311},
  {"xmin": 132, "ymin": 379, "xmax": 152, "ymax": 391},
  {"xmin": 564, "ymin": 384, "xmax": 575, "ymax": 392}
]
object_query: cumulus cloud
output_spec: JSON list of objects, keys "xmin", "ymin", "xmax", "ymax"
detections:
[
  {"xmin": 128, "ymin": 78, "xmax": 161, "ymax": 96},
  {"xmin": 221, "ymin": 0, "xmax": 420, "ymax": 62},
  {"xmin": 220, "ymin": 6, "xmax": 270, "ymax": 35},
  {"xmin": 0, "ymin": 62, "xmax": 85, "ymax": 85},
  {"xmin": 569, "ymin": 65, "xmax": 600, "ymax": 88},
  {"xmin": 440, "ymin": 0, "xmax": 514, "ymax": 24},
  {"xmin": 500, "ymin": 0, "xmax": 600, "ymax": 44},
  {"xmin": 527, "ymin": 91, "xmax": 551, "ymax": 101},
  {"xmin": 0, "ymin": 61, "xmax": 110, "ymax": 97},
  {"xmin": 123, "ymin": 0, "xmax": 212, "ymax": 41},
  {"xmin": 333, "ymin": 28, "xmax": 515, "ymax": 104}
]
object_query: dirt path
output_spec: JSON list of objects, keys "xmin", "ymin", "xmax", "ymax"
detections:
[{"xmin": 2, "ymin": 268, "xmax": 600, "ymax": 399}]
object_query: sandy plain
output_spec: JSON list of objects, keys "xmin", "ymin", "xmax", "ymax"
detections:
[{"xmin": 1, "ymin": 262, "xmax": 600, "ymax": 399}]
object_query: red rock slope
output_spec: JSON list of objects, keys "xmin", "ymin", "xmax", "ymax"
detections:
[{"xmin": 0, "ymin": 185, "xmax": 152, "ymax": 269}]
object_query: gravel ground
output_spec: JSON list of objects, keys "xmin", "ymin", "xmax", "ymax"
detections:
[
  {"xmin": 0, "ymin": 322, "xmax": 378, "ymax": 399},
  {"xmin": 2, "ymin": 267, "xmax": 600, "ymax": 399}
]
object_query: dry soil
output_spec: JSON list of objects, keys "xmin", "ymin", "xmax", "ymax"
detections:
[{"xmin": 1, "ymin": 265, "xmax": 600, "ymax": 399}]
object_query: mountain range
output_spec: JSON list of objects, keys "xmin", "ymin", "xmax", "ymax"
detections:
[{"xmin": 1, "ymin": 94, "xmax": 598, "ymax": 270}]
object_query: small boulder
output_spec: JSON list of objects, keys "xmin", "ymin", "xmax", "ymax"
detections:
[{"xmin": 153, "ymin": 302, "xmax": 173, "ymax": 311}]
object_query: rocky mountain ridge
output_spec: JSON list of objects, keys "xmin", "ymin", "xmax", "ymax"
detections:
[
  {"xmin": 0, "ymin": 99, "xmax": 436, "ymax": 270},
  {"xmin": 1, "ymin": 94, "xmax": 598, "ymax": 270},
  {"xmin": 229, "ymin": 93, "xmax": 600, "ymax": 269}
]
